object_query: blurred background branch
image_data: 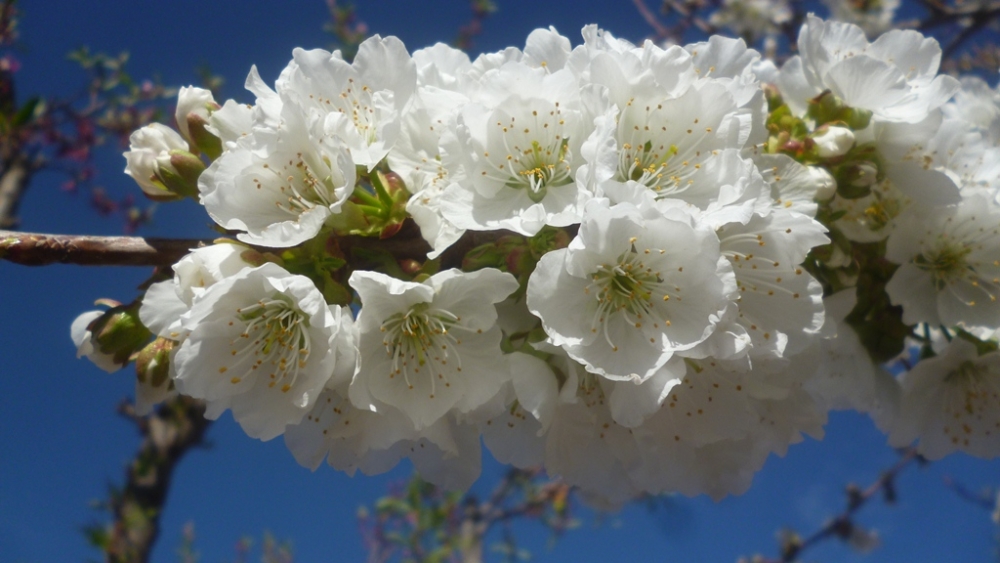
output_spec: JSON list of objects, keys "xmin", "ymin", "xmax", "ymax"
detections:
[{"xmin": 85, "ymin": 396, "xmax": 212, "ymax": 563}]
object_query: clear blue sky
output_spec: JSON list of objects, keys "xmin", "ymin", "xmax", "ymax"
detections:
[{"xmin": 2, "ymin": 1, "xmax": 999, "ymax": 562}]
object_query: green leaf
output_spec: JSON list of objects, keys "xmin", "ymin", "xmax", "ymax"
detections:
[{"xmin": 12, "ymin": 96, "xmax": 39, "ymax": 127}]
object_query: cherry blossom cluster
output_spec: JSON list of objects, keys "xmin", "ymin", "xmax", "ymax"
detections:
[{"xmin": 72, "ymin": 16, "xmax": 1000, "ymax": 504}]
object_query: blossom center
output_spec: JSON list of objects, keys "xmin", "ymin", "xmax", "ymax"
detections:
[
  {"xmin": 617, "ymin": 139, "xmax": 679, "ymax": 193},
  {"xmin": 511, "ymin": 139, "xmax": 572, "ymax": 202},
  {"xmin": 615, "ymin": 100, "xmax": 689, "ymax": 197},
  {"xmin": 226, "ymin": 296, "xmax": 311, "ymax": 393},
  {"xmin": 586, "ymin": 240, "xmax": 672, "ymax": 350},
  {"xmin": 483, "ymin": 105, "xmax": 575, "ymax": 203},
  {"xmin": 261, "ymin": 152, "xmax": 340, "ymax": 215},
  {"xmin": 379, "ymin": 303, "xmax": 466, "ymax": 393},
  {"xmin": 914, "ymin": 242, "xmax": 973, "ymax": 289}
]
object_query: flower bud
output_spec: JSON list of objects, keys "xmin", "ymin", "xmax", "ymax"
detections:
[
  {"xmin": 135, "ymin": 337, "xmax": 175, "ymax": 389},
  {"xmin": 134, "ymin": 338, "xmax": 177, "ymax": 415},
  {"xmin": 175, "ymin": 86, "xmax": 219, "ymax": 143},
  {"xmin": 160, "ymin": 149, "xmax": 207, "ymax": 197},
  {"xmin": 186, "ymin": 113, "xmax": 224, "ymax": 161},
  {"xmin": 71, "ymin": 301, "xmax": 151, "ymax": 372},
  {"xmin": 807, "ymin": 165, "xmax": 837, "ymax": 201},
  {"xmin": 812, "ymin": 126, "xmax": 855, "ymax": 158},
  {"xmin": 124, "ymin": 123, "xmax": 199, "ymax": 200},
  {"xmin": 71, "ymin": 310, "xmax": 122, "ymax": 373}
]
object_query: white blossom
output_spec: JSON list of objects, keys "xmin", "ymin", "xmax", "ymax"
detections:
[
  {"xmin": 199, "ymin": 102, "xmax": 356, "ymax": 248},
  {"xmin": 799, "ymin": 290, "xmax": 900, "ymax": 431},
  {"xmin": 276, "ymin": 35, "xmax": 417, "ymax": 169},
  {"xmin": 286, "ymin": 387, "xmax": 483, "ymax": 490},
  {"xmin": 889, "ymin": 338, "xmax": 1000, "ymax": 459},
  {"xmin": 139, "ymin": 243, "xmax": 255, "ymax": 340},
  {"xmin": 755, "ymin": 153, "xmax": 836, "ymax": 216},
  {"xmin": 172, "ymin": 263, "xmax": 347, "ymax": 440},
  {"xmin": 206, "ymin": 67, "xmax": 284, "ymax": 149},
  {"xmin": 944, "ymin": 76, "xmax": 1000, "ymax": 145},
  {"xmin": 527, "ymin": 201, "xmax": 735, "ymax": 380},
  {"xmin": 886, "ymin": 191, "xmax": 1000, "ymax": 328},
  {"xmin": 708, "ymin": 0, "xmax": 792, "ymax": 40},
  {"xmin": 821, "ymin": 0, "xmax": 900, "ymax": 37},
  {"xmin": 777, "ymin": 15, "xmax": 959, "ymax": 123},
  {"xmin": 438, "ymin": 61, "xmax": 603, "ymax": 236},
  {"xmin": 716, "ymin": 209, "xmax": 828, "ymax": 358},
  {"xmin": 348, "ymin": 269, "xmax": 519, "ymax": 429}
]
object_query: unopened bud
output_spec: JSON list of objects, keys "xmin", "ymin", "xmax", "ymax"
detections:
[
  {"xmin": 187, "ymin": 113, "xmax": 223, "ymax": 160},
  {"xmin": 71, "ymin": 310, "xmax": 123, "ymax": 373},
  {"xmin": 93, "ymin": 302, "xmax": 150, "ymax": 358},
  {"xmin": 124, "ymin": 124, "xmax": 197, "ymax": 200},
  {"xmin": 328, "ymin": 200, "xmax": 373, "ymax": 235},
  {"xmin": 381, "ymin": 171, "xmax": 407, "ymax": 197},
  {"xmin": 807, "ymin": 166, "xmax": 837, "ymax": 200},
  {"xmin": 136, "ymin": 337, "xmax": 175, "ymax": 389},
  {"xmin": 763, "ymin": 83, "xmax": 784, "ymax": 111},
  {"xmin": 157, "ymin": 149, "xmax": 206, "ymax": 198},
  {"xmin": 505, "ymin": 245, "xmax": 531, "ymax": 276},
  {"xmin": 379, "ymin": 221, "xmax": 403, "ymax": 239},
  {"xmin": 462, "ymin": 242, "xmax": 507, "ymax": 271},
  {"xmin": 134, "ymin": 338, "xmax": 177, "ymax": 415},
  {"xmin": 832, "ymin": 161, "xmax": 880, "ymax": 202},
  {"xmin": 71, "ymin": 301, "xmax": 151, "ymax": 372},
  {"xmin": 175, "ymin": 86, "xmax": 219, "ymax": 143},
  {"xmin": 813, "ymin": 126, "xmax": 855, "ymax": 158},
  {"xmin": 399, "ymin": 259, "xmax": 422, "ymax": 275}
]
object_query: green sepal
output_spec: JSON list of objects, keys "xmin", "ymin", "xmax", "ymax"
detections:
[
  {"xmin": 89, "ymin": 300, "xmax": 153, "ymax": 367},
  {"xmin": 187, "ymin": 113, "xmax": 223, "ymax": 161},
  {"xmin": 135, "ymin": 337, "xmax": 175, "ymax": 388},
  {"xmin": 807, "ymin": 90, "xmax": 872, "ymax": 129}
]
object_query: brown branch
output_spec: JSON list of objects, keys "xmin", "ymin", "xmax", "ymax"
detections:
[
  {"xmin": 99, "ymin": 396, "xmax": 212, "ymax": 563},
  {"xmin": 942, "ymin": 7, "xmax": 1000, "ymax": 60},
  {"xmin": 0, "ymin": 230, "xmax": 208, "ymax": 267},
  {"xmin": 0, "ymin": 150, "xmax": 33, "ymax": 229},
  {"xmin": 0, "ymin": 225, "xmax": 507, "ymax": 270},
  {"xmin": 456, "ymin": 468, "xmax": 571, "ymax": 563},
  {"xmin": 633, "ymin": 0, "xmax": 672, "ymax": 42}
]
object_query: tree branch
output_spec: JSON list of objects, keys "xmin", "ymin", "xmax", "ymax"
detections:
[
  {"xmin": 0, "ymin": 230, "xmax": 208, "ymax": 267},
  {"xmin": 0, "ymin": 226, "xmax": 511, "ymax": 270},
  {"xmin": 0, "ymin": 150, "xmax": 33, "ymax": 229},
  {"xmin": 633, "ymin": 0, "xmax": 672, "ymax": 42},
  {"xmin": 96, "ymin": 396, "xmax": 212, "ymax": 563},
  {"xmin": 745, "ymin": 447, "xmax": 922, "ymax": 563}
]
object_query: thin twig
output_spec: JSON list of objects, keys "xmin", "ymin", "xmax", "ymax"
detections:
[
  {"xmin": 633, "ymin": 0, "xmax": 672, "ymax": 42},
  {"xmin": 749, "ymin": 448, "xmax": 921, "ymax": 563}
]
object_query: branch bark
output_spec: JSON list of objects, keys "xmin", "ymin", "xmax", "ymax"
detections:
[
  {"xmin": 101, "ymin": 396, "xmax": 212, "ymax": 563},
  {"xmin": 0, "ymin": 226, "xmax": 505, "ymax": 270},
  {"xmin": 0, "ymin": 230, "xmax": 208, "ymax": 267},
  {"xmin": 0, "ymin": 152, "xmax": 32, "ymax": 229}
]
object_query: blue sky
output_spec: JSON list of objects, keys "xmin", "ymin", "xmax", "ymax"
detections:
[{"xmin": 2, "ymin": 1, "xmax": 1000, "ymax": 562}]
